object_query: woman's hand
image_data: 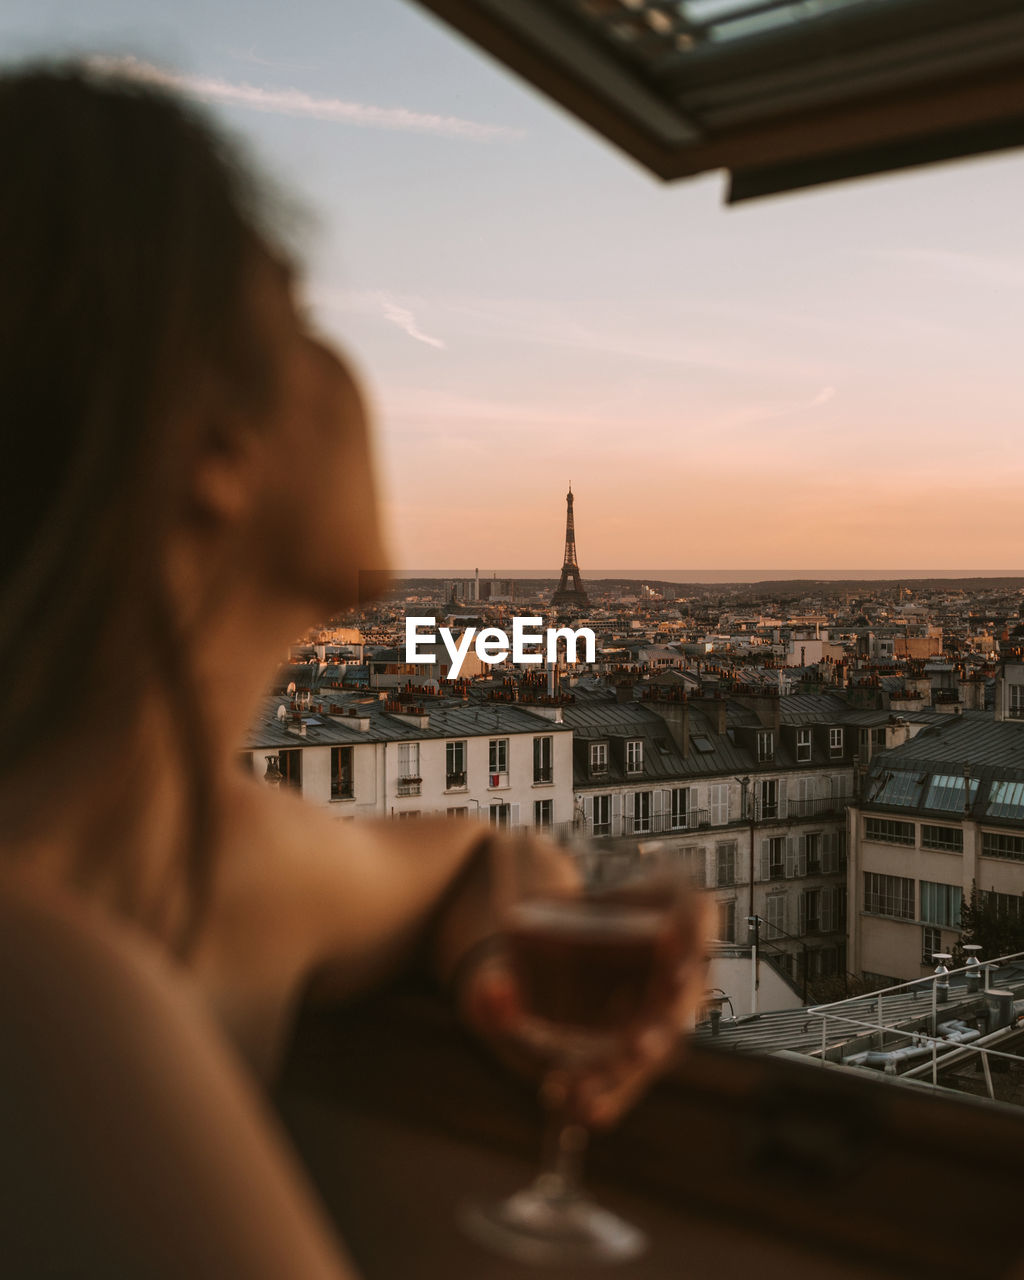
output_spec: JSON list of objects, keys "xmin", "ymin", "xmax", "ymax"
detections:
[{"xmin": 457, "ymin": 887, "xmax": 711, "ymax": 1129}]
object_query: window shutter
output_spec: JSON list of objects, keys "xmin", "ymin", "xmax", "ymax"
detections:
[
  {"xmin": 657, "ymin": 788, "xmax": 670, "ymax": 820},
  {"xmin": 793, "ymin": 835, "xmax": 805, "ymax": 877},
  {"xmin": 611, "ymin": 792, "xmax": 622, "ymax": 836},
  {"xmin": 785, "ymin": 837, "xmax": 797, "ymax": 879},
  {"xmin": 759, "ymin": 839, "xmax": 770, "ymax": 881},
  {"xmin": 778, "ymin": 777, "xmax": 788, "ymax": 819},
  {"xmin": 822, "ymin": 887, "xmax": 835, "ymax": 932},
  {"xmin": 798, "ymin": 893, "xmax": 808, "ymax": 936},
  {"xmin": 510, "ymin": 803, "xmax": 520, "ymax": 827}
]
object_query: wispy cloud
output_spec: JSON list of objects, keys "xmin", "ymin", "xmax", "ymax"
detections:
[
  {"xmin": 312, "ymin": 288, "xmax": 446, "ymax": 349},
  {"xmin": 373, "ymin": 293, "xmax": 446, "ymax": 350},
  {"xmin": 86, "ymin": 56, "xmax": 524, "ymax": 142}
]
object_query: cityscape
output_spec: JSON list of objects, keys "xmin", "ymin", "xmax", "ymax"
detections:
[{"xmin": 248, "ymin": 483, "xmax": 1024, "ymax": 1104}]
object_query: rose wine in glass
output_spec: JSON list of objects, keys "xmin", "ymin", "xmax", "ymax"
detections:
[{"xmin": 460, "ymin": 881, "xmax": 688, "ymax": 1265}]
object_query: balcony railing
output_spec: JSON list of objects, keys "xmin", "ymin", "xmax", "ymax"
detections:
[
  {"xmin": 397, "ymin": 777, "xmax": 422, "ymax": 797},
  {"xmin": 619, "ymin": 809, "xmax": 713, "ymax": 838},
  {"xmin": 786, "ymin": 796, "xmax": 847, "ymax": 819}
]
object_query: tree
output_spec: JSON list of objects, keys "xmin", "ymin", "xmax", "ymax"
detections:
[{"xmin": 954, "ymin": 886, "xmax": 1024, "ymax": 964}]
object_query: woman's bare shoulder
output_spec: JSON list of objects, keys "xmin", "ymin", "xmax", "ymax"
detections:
[{"xmin": 0, "ymin": 872, "xmax": 352, "ymax": 1278}]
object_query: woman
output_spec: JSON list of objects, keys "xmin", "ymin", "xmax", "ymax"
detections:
[{"xmin": 0, "ymin": 63, "xmax": 702, "ymax": 1277}]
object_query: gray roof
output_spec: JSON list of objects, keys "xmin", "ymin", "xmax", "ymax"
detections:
[
  {"xmin": 245, "ymin": 695, "xmax": 569, "ymax": 751},
  {"xmin": 871, "ymin": 712, "xmax": 1024, "ymax": 773}
]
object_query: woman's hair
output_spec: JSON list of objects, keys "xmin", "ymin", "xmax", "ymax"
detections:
[{"xmin": 0, "ymin": 62, "xmax": 282, "ymax": 947}]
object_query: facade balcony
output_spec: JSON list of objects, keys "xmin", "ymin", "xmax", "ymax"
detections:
[{"xmin": 397, "ymin": 777, "xmax": 422, "ymax": 797}]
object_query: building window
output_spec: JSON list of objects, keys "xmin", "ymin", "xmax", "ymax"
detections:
[
  {"xmin": 397, "ymin": 810, "xmax": 421, "ymax": 820},
  {"xmin": 670, "ymin": 787, "xmax": 690, "ymax": 830},
  {"xmin": 445, "ymin": 740, "xmax": 467, "ymax": 789},
  {"xmin": 982, "ymin": 830, "xmax": 1024, "ymax": 861},
  {"xmin": 626, "ymin": 739, "xmax": 644, "ymax": 773},
  {"xmin": 278, "ymin": 749, "xmax": 302, "ymax": 790},
  {"xmin": 488, "ymin": 738, "xmax": 508, "ymax": 785},
  {"xmin": 533, "ymin": 735, "xmax": 553, "ymax": 784},
  {"xmin": 920, "ymin": 881, "xmax": 963, "ymax": 929},
  {"xmin": 922, "ymin": 925, "xmax": 942, "ymax": 964},
  {"xmin": 397, "ymin": 742, "xmax": 421, "ymax": 795},
  {"xmin": 829, "ymin": 728, "xmax": 844, "ymax": 757},
  {"xmin": 716, "ymin": 841, "xmax": 736, "ymax": 887},
  {"xmin": 592, "ymin": 794, "xmax": 611, "ymax": 836},
  {"xmin": 533, "ymin": 798, "xmax": 553, "ymax": 829},
  {"xmin": 924, "ymin": 773, "xmax": 979, "ymax": 812},
  {"xmin": 1009, "ymin": 685, "xmax": 1024, "ymax": 719},
  {"xmin": 768, "ymin": 837, "xmax": 785, "ymax": 879},
  {"xmin": 870, "ymin": 770, "xmax": 923, "ymax": 807},
  {"xmin": 765, "ymin": 894, "xmax": 786, "ymax": 940},
  {"xmin": 330, "ymin": 746, "xmax": 353, "ymax": 800},
  {"xmin": 677, "ymin": 845, "xmax": 706, "ymax": 888},
  {"xmin": 804, "ymin": 832, "xmax": 821, "ymax": 873},
  {"xmin": 800, "ymin": 889, "xmax": 821, "ymax": 935},
  {"xmin": 758, "ymin": 778, "xmax": 778, "ymax": 820},
  {"xmin": 864, "ymin": 817, "xmax": 915, "ymax": 846},
  {"xmin": 717, "ymin": 900, "xmax": 736, "ymax": 944},
  {"xmin": 864, "ymin": 872, "xmax": 915, "ymax": 920},
  {"xmin": 446, "ymin": 806, "xmax": 468, "ymax": 818},
  {"xmin": 796, "ymin": 728, "xmax": 812, "ymax": 763},
  {"xmin": 921, "ymin": 824, "xmax": 963, "ymax": 853},
  {"xmin": 756, "ymin": 730, "xmax": 774, "ymax": 762},
  {"xmin": 631, "ymin": 790, "xmax": 652, "ymax": 834},
  {"xmin": 710, "ymin": 783, "xmax": 729, "ymax": 825},
  {"xmin": 489, "ymin": 802, "xmax": 512, "ymax": 829},
  {"xmin": 589, "ymin": 742, "xmax": 608, "ymax": 775},
  {"xmin": 981, "ymin": 889, "xmax": 1024, "ymax": 920},
  {"xmin": 986, "ymin": 780, "xmax": 1024, "ymax": 820}
]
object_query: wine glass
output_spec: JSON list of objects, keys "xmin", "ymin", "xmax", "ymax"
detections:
[{"xmin": 458, "ymin": 842, "xmax": 700, "ymax": 1266}]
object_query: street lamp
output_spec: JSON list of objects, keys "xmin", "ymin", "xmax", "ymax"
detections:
[{"xmin": 747, "ymin": 915, "xmax": 760, "ymax": 1016}]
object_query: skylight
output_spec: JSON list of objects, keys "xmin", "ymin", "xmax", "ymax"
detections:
[{"xmin": 412, "ymin": 0, "xmax": 1024, "ymax": 197}]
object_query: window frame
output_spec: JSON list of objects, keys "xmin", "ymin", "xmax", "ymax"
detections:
[
  {"xmin": 445, "ymin": 739, "xmax": 467, "ymax": 790},
  {"xmin": 533, "ymin": 735, "xmax": 553, "ymax": 785},
  {"xmin": 330, "ymin": 745, "xmax": 354, "ymax": 801}
]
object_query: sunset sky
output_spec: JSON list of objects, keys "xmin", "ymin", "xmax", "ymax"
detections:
[{"xmin": 5, "ymin": 1, "xmax": 1024, "ymax": 574}]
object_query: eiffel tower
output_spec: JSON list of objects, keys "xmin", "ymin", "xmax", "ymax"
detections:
[{"xmin": 551, "ymin": 485, "xmax": 589, "ymax": 608}]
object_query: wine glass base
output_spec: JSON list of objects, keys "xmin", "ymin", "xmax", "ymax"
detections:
[{"xmin": 459, "ymin": 1179, "xmax": 647, "ymax": 1266}]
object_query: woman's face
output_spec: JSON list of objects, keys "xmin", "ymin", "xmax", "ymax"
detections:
[{"xmin": 242, "ymin": 250, "xmax": 389, "ymax": 616}]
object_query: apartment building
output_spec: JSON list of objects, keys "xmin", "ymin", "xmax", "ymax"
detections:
[
  {"xmin": 563, "ymin": 685, "xmax": 856, "ymax": 985},
  {"xmin": 244, "ymin": 694, "xmax": 573, "ymax": 832},
  {"xmin": 848, "ymin": 711, "xmax": 1024, "ymax": 984}
]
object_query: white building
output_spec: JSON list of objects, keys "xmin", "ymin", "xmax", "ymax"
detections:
[{"xmin": 245, "ymin": 696, "xmax": 574, "ymax": 833}]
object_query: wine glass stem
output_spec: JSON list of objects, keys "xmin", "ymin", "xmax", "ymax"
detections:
[{"xmin": 536, "ymin": 1080, "xmax": 589, "ymax": 1200}]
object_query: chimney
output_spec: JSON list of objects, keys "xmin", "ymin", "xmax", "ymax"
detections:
[{"xmin": 615, "ymin": 681, "xmax": 634, "ymax": 705}]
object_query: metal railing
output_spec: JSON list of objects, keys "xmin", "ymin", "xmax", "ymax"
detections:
[{"xmin": 806, "ymin": 950, "xmax": 1024, "ymax": 1097}]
